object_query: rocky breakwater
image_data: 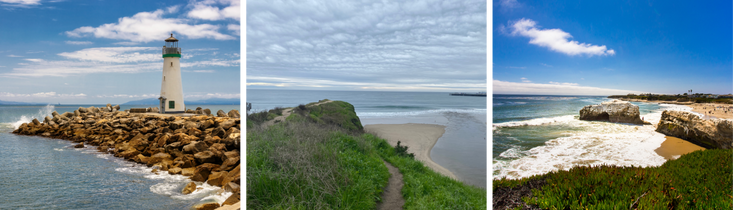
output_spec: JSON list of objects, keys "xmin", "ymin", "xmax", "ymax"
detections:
[
  {"xmin": 579, "ymin": 100, "xmax": 647, "ymax": 124},
  {"xmin": 12, "ymin": 105, "xmax": 241, "ymax": 208},
  {"xmin": 656, "ymin": 110, "xmax": 733, "ymax": 149}
]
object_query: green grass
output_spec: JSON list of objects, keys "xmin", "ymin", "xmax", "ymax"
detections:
[
  {"xmin": 247, "ymin": 100, "xmax": 487, "ymax": 209},
  {"xmin": 246, "ymin": 120, "xmax": 389, "ymax": 210},
  {"xmin": 494, "ymin": 149, "xmax": 733, "ymax": 209}
]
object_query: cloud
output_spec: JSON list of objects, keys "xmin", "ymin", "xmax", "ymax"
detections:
[
  {"xmin": 248, "ymin": 75, "xmax": 486, "ymax": 92},
  {"xmin": 113, "ymin": 42, "xmax": 141, "ymax": 46},
  {"xmin": 7, "ymin": 54, "xmax": 23, "ymax": 57},
  {"xmin": 227, "ymin": 24, "xmax": 240, "ymax": 36},
  {"xmin": 540, "ymin": 63, "xmax": 552, "ymax": 67},
  {"xmin": 0, "ymin": 0, "xmax": 41, "ymax": 6},
  {"xmin": 65, "ymin": 41, "xmax": 93, "ymax": 45},
  {"xmin": 499, "ymin": 0, "xmax": 521, "ymax": 9},
  {"xmin": 191, "ymin": 70, "xmax": 215, "ymax": 73},
  {"xmin": 494, "ymin": 80, "xmax": 639, "ymax": 95},
  {"xmin": 0, "ymin": 92, "xmax": 87, "ymax": 98},
  {"xmin": 185, "ymin": 92, "xmax": 240, "ymax": 99},
  {"xmin": 65, "ymin": 9, "xmax": 235, "ymax": 42},
  {"xmin": 508, "ymin": 18, "xmax": 615, "ymax": 56},
  {"xmin": 247, "ymin": 0, "xmax": 486, "ymax": 91},
  {"xmin": 187, "ymin": 0, "xmax": 240, "ymax": 21},
  {"xmin": 57, "ymin": 47, "xmax": 159, "ymax": 63},
  {"xmin": 521, "ymin": 77, "xmax": 531, "ymax": 82},
  {"xmin": 94, "ymin": 94, "xmax": 157, "ymax": 98}
]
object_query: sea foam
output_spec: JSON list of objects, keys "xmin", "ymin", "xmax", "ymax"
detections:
[{"xmin": 494, "ymin": 103, "xmax": 691, "ymax": 180}]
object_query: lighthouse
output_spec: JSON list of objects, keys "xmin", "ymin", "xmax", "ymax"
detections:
[{"xmin": 158, "ymin": 34, "xmax": 185, "ymax": 113}]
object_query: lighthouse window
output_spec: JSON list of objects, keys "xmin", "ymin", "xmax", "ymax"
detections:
[
  {"xmin": 169, "ymin": 101, "xmax": 175, "ymax": 109},
  {"xmin": 170, "ymin": 62, "xmax": 173, "ymax": 67},
  {"xmin": 164, "ymin": 76, "xmax": 165, "ymax": 81}
]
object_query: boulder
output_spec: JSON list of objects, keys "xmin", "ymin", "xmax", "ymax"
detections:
[
  {"xmin": 113, "ymin": 104, "xmax": 120, "ymax": 111},
  {"xmin": 579, "ymin": 100, "xmax": 646, "ymax": 124},
  {"xmin": 203, "ymin": 108, "xmax": 211, "ymax": 116},
  {"xmin": 182, "ymin": 182, "xmax": 197, "ymax": 195},
  {"xmin": 181, "ymin": 167, "xmax": 196, "ymax": 176},
  {"xmin": 656, "ymin": 110, "xmax": 733, "ymax": 149},
  {"xmin": 222, "ymin": 193, "xmax": 239, "ymax": 206},
  {"xmin": 217, "ymin": 110, "xmax": 227, "ymax": 117},
  {"xmin": 183, "ymin": 141, "xmax": 208, "ymax": 154},
  {"xmin": 168, "ymin": 167, "xmax": 182, "ymax": 175},
  {"xmin": 194, "ymin": 151, "xmax": 217, "ymax": 164},
  {"xmin": 74, "ymin": 142, "xmax": 85, "ymax": 148},
  {"xmin": 173, "ymin": 154, "xmax": 197, "ymax": 168},
  {"xmin": 147, "ymin": 152, "xmax": 172, "ymax": 166},
  {"xmin": 193, "ymin": 202, "xmax": 220, "ymax": 210},
  {"xmin": 206, "ymin": 171, "xmax": 228, "ymax": 187},
  {"xmin": 227, "ymin": 110, "xmax": 240, "ymax": 118},
  {"xmin": 191, "ymin": 163, "xmax": 220, "ymax": 182}
]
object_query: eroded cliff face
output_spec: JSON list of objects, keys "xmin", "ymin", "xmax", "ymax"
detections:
[
  {"xmin": 656, "ymin": 110, "xmax": 733, "ymax": 149},
  {"xmin": 579, "ymin": 100, "xmax": 646, "ymax": 124}
]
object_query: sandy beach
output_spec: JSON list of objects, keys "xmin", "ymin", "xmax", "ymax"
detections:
[
  {"xmin": 655, "ymin": 136, "xmax": 706, "ymax": 160},
  {"xmin": 364, "ymin": 123, "xmax": 457, "ymax": 179},
  {"xmin": 686, "ymin": 103, "xmax": 733, "ymax": 119}
]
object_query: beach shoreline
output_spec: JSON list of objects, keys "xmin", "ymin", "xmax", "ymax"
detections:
[
  {"xmin": 364, "ymin": 123, "xmax": 457, "ymax": 179},
  {"xmin": 616, "ymin": 98, "xmax": 733, "ymax": 119},
  {"xmin": 654, "ymin": 136, "xmax": 706, "ymax": 160}
]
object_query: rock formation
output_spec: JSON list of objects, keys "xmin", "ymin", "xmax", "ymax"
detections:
[
  {"xmin": 656, "ymin": 110, "xmax": 733, "ymax": 149},
  {"xmin": 579, "ymin": 100, "xmax": 646, "ymax": 124},
  {"xmin": 12, "ymin": 105, "xmax": 241, "ymax": 204}
]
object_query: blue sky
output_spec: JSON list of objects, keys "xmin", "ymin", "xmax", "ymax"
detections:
[
  {"xmin": 0, "ymin": 0, "xmax": 240, "ymax": 104},
  {"xmin": 247, "ymin": 0, "xmax": 486, "ymax": 92},
  {"xmin": 493, "ymin": 0, "xmax": 732, "ymax": 95}
]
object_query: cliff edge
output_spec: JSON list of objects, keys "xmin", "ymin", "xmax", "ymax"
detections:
[{"xmin": 655, "ymin": 110, "xmax": 733, "ymax": 149}]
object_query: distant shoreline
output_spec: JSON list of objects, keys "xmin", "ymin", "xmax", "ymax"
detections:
[{"xmin": 616, "ymin": 98, "xmax": 733, "ymax": 119}]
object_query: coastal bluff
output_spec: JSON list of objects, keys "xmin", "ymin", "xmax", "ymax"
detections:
[
  {"xmin": 655, "ymin": 110, "xmax": 733, "ymax": 149},
  {"xmin": 12, "ymin": 105, "xmax": 241, "ymax": 208},
  {"xmin": 579, "ymin": 100, "xmax": 646, "ymax": 124}
]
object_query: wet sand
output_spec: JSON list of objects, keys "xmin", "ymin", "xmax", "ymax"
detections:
[
  {"xmin": 655, "ymin": 136, "xmax": 706, "ymax": 160},
  {"xmin": 364, "ymin": 123, "xmax": 457, "ymax": 179}
]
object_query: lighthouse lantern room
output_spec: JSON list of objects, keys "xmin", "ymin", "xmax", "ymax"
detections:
[{"xmin": 159, "ymin": 34, "xmax": 185, "ymax": 113}]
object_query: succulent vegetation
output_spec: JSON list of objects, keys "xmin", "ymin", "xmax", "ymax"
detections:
[{"xmin": 494, "ymin": 149, "xmax": 732, "ymax": 209}]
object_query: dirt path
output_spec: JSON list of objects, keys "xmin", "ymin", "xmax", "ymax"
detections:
[
  {"xmin": 260, "ymin": 107, "xmax": 293, "ymax": 129},
  {"xmin": 377, "ymin": 160, "xmax": 405, "ymax": 210}
]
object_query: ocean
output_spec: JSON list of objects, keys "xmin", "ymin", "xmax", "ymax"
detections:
[
  {"xmin": 247, "ymin": 89, "xmax": 488, "ymax": 188},
  {"xmin": 492, "ymin": 95, "xmax": 695, "ymax": 180},
  {"xmin": 0, "ymin": 104, "xmax": 238, "ymax": 209}
]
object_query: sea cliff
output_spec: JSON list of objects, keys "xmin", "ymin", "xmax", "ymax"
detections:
[
  {"xmin": 12, "ymin": 104, "xmax": 241, "ymax": 209},
  {"xmin": 579, "ymin": 100, "xmax": 647, "ymax": 124},
  {"xmin": 655, "ymin": 110, "xmax": 733, "ymax": 149}
]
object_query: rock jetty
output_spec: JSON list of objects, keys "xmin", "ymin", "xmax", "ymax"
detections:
[
  {"xmin": 579, "ymin": 100, "xmax": 646, "ymax": 124},
  {"xmin": 12, "ymin": 105, "xmax": 241, "ymax": 207},
  {"xmin": 656, "ymin": 110, "xmax": 733, "ymax": 149}
]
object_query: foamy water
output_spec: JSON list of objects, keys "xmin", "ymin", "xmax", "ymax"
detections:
[{"xmin": 493, "ymin": 95, "xmax": 694, "ymax": 180}]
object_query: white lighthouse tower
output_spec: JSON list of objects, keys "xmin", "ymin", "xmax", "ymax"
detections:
[{"xmin": 158, "ymin": 34, "xmax": 185, "ymax": 113}]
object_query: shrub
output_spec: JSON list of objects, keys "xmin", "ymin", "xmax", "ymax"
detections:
[{"xmin": 394, "ymin": 141, "xmax": 415, "ymax": 159}]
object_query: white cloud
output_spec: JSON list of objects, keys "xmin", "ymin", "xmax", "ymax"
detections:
[
  {"xmin": 58, "ymin": 47, "xmax": 159, "ymax": 63},
  {"xmin": 7, "ymin": 54, "xmax": 23, "ymax": 57},
  {"xmin": 247, "ymin": 0, "xmax": 486, "ymax": 92},
  {"xmin": 549, "ymin": 81, "xmax": 578, "ymax": 86},
  {"xmin": 521, "ymin": 77, "xmax": 531, "ymax": 83},
  {"xmin": 494, "ymin": 80, "xmax": 639, "ymax": 95},
  {"xmin": 500, "ymin": 0, "xmax": 520, "ymax": 9},
  {"xmin": 185, "ymin": 92, "xmax": 240, "ymax": 99},
  {"xmin": 509, "ymin": 18, "xmax": 615, "ymax": 56},
  {"xmin": 227, "ymin": 24, "xmax": 240, "ymax": 36},
  {"xmin": 65, "ymin": 41, "xmax": 93, "ymax": 45},
  {"xmin": 187, "ymin": 0, "xmax": 240, "ymax": 21},
  {"xmin": 248, "ymin": 76, "xmax": 486, "ymax": 92},
  {"xmin": 65, "ymin": 9, "xmax": 235, "ymax": 42},
  {"xmin": 0, "ymin": 92, "xmax": 87, "ymax": 98},
  {"xmin": 192, "ymin": 70, "xmax": 215, "ymax": 73},
  {"xmin": 113, "ymin": 42, "xmax": 141, "ymax": 46},
  {"xmin": 94, "ymin": 94, "xmax": 157, "ymax": 98},
  {"xmin": 540, "ymin": 63, "xmax": 552, "ymax": 67},
  {"xmin": 0, "ymin": 0, "xmax": 41, "ymax": 6}
]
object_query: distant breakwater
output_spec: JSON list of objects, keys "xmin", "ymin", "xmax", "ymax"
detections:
[{"xmin": 12, "ymin": 104, "xmax": 241, "ymax": 209}]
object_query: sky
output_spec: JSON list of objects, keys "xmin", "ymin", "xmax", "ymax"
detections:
[
  {"xmin": 493, "ymin": 0, "xmax": 732, "ymax": 95},
  {"xmin": 246, "ymin": 0, "xmax": 487, "ymax": 92},
  {"xmin": 0, "ymin": 0, "xmax": 240, "ymax": 104}
]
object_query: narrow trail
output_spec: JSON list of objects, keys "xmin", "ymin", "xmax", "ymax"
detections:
[
  {"xmin": 260, "ymin": 100, "xmax": 334, "ymax": 129},
  {"xmin": 377, "ymin": 160, "xmax": 405, "ymax": 210}
]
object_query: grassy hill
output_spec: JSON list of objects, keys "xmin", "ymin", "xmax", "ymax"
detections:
[{"xmin": 246, "ymin": 100, "xmax": 486, "ymax": 209}]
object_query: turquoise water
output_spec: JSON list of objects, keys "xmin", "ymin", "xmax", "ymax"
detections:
[
  {"xmin": 492, "ymin": 95, "xmax": 694, "ymax": 179},
  {"xmin": 247, "ymin": 89, "xmax": 488, "ymax": 188},
  {"xmin": 0, "ymin": 104, "xmax": 236, "ymax": 209}
]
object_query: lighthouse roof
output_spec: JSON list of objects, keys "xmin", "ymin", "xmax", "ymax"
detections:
[{"xmin": 165, "ymin": 34, "xmax": 178, "ymax": 42}]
